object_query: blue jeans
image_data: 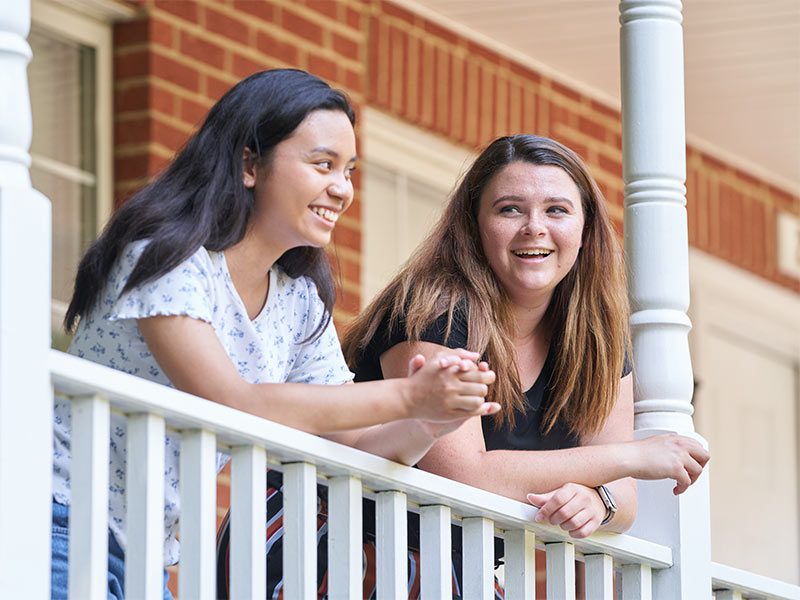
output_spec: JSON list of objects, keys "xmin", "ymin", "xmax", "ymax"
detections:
[{"xmin": 51, "ymin": 501, "xmax": 172, "ymax": 600}]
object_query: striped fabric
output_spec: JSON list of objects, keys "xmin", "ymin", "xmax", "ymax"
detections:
[{"xmin": 215, "ymin": 475, "xmax": 504, "ymax": 599}]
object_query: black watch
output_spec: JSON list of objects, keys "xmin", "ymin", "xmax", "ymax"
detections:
[{"xmin": 595, "ymin": 485, "xmax": 617, "ymax": 526}]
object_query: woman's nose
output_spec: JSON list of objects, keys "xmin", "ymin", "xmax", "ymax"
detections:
[{"xmin": 521, "ymin": 213, "xmax": 546, "ymax": 236}]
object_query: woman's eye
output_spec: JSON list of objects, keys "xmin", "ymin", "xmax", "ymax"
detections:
[
  {"xmin": 345, "ymin": 165, "xmax": 357, "ymax": 179},
  {"xmin": 500, "ymin": 205, "xmax": 521, "ymax": 214},
  {"xmin": 316, "ymin": 160, "xmax": 333, "ymax": 170},
  {"xmin": 548, "ymin": 205, "xmax": 568, "ymax": 214}
]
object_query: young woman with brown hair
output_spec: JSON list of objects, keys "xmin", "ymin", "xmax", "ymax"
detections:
[{"xmin": 343, "ymin": 135, "xmax": 708, "ymax": 591}]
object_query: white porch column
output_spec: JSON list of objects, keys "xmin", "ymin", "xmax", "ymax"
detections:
[
  {"xmin": 0, "ymin": 0, "xmax": 54, "ymax": 598},
  {"xmin": 620, "ymin": 1, "xmax": 711, "ymax": 598}
]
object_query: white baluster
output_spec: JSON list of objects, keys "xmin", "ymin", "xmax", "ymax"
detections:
[
  {"xmin": 420, "ymin": 505, "xmax": 452, "ymax": 599},
  {"xmin": 585, "ymin": 554, "xmax": 614, "ymax": 600},
  {"xmin": 69, "ymin": 395, "xmax": 110, "ymax": 600},
  {"xmin": 230, "ymin": 445, "xmax": 266, "ymax": 600},
  {"xmin": 504, "ymin": 529, "xmax": 535, "ymax": 600},
  {"xmin": 0, "ymin": 1, "xmax": 52, "ymax": 598},
  {"xmin": 463, "ymin": 517, "xmax": 494, "ymax": 600},
  {"xmin": 621, "ymin": 564, "xmax": 652, "ymax": 600},
  {"xmin": 546, "ymin": 542, "xmax": 576, "ymax": 600},
  {"xmin": 179, "ymin": 429, "xmax": 217, "ymax": 600},
  {"xmin": 620, "ymin": 1, "xmax": 712, "ymax": 597},
  {"xmin": 377, "ymin": 490, "xmax": 407, "ymax": 599},
  {"xmin": 125, "ymin": 413, "xmax": 166, "ymax": 600},
  {"xmin": 283, "ymin": 462, "xmax": 317, "ymax": 600},
  {"xmin": 328, "ymin": 475, "xmax": 363, "ymax": 599}
]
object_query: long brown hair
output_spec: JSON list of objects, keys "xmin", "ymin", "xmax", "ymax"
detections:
[{"xmin": 342, "ymin": 135, "xmax": 630, "ymax": 439}]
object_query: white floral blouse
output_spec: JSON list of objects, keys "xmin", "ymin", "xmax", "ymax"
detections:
[{"xmin": 52, "ymin": 240, "xmax": 353, "ymax": 566}]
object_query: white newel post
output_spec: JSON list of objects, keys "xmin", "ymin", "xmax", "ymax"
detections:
[
  {"xmin": 0, "ymin": 0, "xmax": 54, "ymax": 598},
  {"xmin": 620, "ymin": 1, "xmax": 712, "ymax": 598}
]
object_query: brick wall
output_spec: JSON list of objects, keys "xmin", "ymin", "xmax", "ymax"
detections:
[
  {"xmin": 111, "ymin": 1, "xmax": 798, "ymax": 595},
  {"xmin": 366, "ymin": 1, "xmax": 800, "ymax": 293}
]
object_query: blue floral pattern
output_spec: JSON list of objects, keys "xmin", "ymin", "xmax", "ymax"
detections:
[{"xmin": 52, "ymin": 241, "xmax": 353, "ymax": 566}]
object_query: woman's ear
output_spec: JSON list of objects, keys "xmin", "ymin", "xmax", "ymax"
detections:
[{"xmin": 242, "ymin": 147, "xmax": 257, "ymax": 189}]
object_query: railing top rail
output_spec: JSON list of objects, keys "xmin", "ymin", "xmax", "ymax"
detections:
[
  {"xmin": 712, "ymin": 562, "xmax": 800, "ymax": 600},
  {"xmin": 51, "ymin": 350, "xmax": 672, "ymax": 568}
]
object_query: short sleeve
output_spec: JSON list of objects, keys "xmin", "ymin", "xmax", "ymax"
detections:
[
  {"xmin": 286, "ymin": 278, "xmax": 354, "ymax": 385},
  {"xmin": 417, "ymin": 304, "xmax": 469, "ymax": 349},
  {"xmin": 106, "ymin": 242, "xmax": 215, "ymax": 323}
]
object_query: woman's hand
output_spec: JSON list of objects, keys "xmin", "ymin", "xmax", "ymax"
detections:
[
  {"xmin": 402, "ymin": 350, "xmax": 499, "ymax": 424},
  {"xmin": 630, "ymin": 433, "xmax": 710, "ymax": 494},
  {"xmin": 528, "ymin": 483, "xmax": 607, "ymax": 539}
]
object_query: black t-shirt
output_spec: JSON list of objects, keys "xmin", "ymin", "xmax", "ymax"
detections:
[
  {"xmin": 351, "ymin": 304, "xmax": 632, "ymax": 559},
  {"xmin": 353, "ymin": 305, "xmax": 586, "ymax": 451}
]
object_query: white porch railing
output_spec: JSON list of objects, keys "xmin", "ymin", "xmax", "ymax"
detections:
[
  {"xmin": 52, "ymin": 350, "xmax": 676, "ymax": 600},
  {"xmin": 50, "ymin": 352, "xmax": 800, "ymax": 600}
]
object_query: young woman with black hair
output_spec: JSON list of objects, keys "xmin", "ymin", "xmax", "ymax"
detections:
[{"xmin": 52, "ymin": 69, "xmax": 497, "ymax": 600}]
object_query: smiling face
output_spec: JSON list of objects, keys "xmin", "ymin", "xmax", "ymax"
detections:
[
  {"xmin": 477, "ymin": 161, "xmax": 585, "ymax": 307},
  {"xmin": 244, "ymin": 109, "xmax": 357, "ymax": 253}
]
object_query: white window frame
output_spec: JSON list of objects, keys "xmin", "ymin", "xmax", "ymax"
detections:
[
  {"xmin": 360, "ymin": 108, "xmax": 475, "ymax": 306},
  {"xmin": 31, "ymin": 0, "xmax": 123, "ymax": 327}
]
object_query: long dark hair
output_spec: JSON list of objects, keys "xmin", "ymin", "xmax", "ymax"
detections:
[
  {"xmin": 344, "ymin": 135, "xmax": 630, "ymax": 438},
  {"xmin": 65, "ymin": 69, "xmax": 355, "ymax": 339}
]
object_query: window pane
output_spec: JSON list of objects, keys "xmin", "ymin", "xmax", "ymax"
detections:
[
  {"xmin": 28, "ymin": 27, "xmax": 98, "ymax": 346},
  {"xmin": 29, "ymin": 28, "xmax": 96, "ymax": 172}
]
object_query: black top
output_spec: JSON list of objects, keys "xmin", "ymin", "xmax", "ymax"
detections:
[{"xmin": 351, "ymin": 303, "xmax": 632, "ymax": 560}]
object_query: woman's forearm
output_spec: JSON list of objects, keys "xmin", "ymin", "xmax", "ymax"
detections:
[
  {"xmin": 224, "ymin": 379, "xmax": 413, "ymax": 434},
  {"xmin": 347, "ymin": 419, "xmax": 439, "ymax": 465},
  {"xmin": 419, "ymin": 442, "xmax": 639, "ymax": 502}
]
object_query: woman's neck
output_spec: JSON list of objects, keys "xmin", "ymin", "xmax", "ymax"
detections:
[{"xmin": 510, "ymin": 295, "xmax": 552, "ymax": 344}]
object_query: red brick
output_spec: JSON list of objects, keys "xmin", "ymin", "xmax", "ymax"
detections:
[
  {"xmin": 114, "ymin": 18, "xmax": 148, "ymax": 47},
  {"xmin": 332, "ymin": 32, "xmax": 359, "ymax": 61},
  {"xmin": 336, "ymin": 288, "xmax": 361, "ymax": 314},
  {"xmin": 308, "ymin": 54, "xmax": 337, "ymax": 83},
  {"xmin": 509, "ymin": 61, "xmax": 540, "ymax": 84},
  {"xmin": 597, "ymin": 153, "xmax": 622, "ymax": 179},
  {"xmin": 154, "ymin": 0, "xmax": 198, "ymax": 23},
  {"xmin": 344, "ymin": 6, "xmax": 361, "ymax": 29},
  {"xmin": 332, "ymin": 224, "xmax": 360, "ymax": 252},
  {"xmin": 114, "ymin": 153, "xmax": 150, "ymax": 181},
  {"xmin": 343, "ymin": 67, "xmax": 362, "ymax": 92},
  {"xmin": 115, "ymin": 83, "xmax": 149, "ymax": 113},
  {"xmin": 551, "ymin": 79, "xmax": 583, "ymax": 104},
  {"xmin": 422, "ymin": 19, "xmax": 459, "ymax": 45},
  {"xmin": 232, "ymin": 52, "xmax": 265, "ymax": 78},
  {"xmin": 115, "ymin": 117, "xmax": 150, "ymax": 145},
  {"xmin": 466, "ymin": 40, "xmax": 501, "ymax": 64},
  {"xmin": 150, "ymin": 18, "xmax": 173, "ymax": 48},
  {"xmin": 153, "ymin": 118, "xmax": 190, "ymax": 151},
  {"xmin": 205, "ymin": 73, "xmax": 236, "ymax": 102},
  {"xmin": 180, "ymin": 96, "xmax": 211, "ymax": 127},
  {"xmin": 255, "ymin": 30, "xmax": 300, "ymax": 66},
  {"xmin": 590, "ymin": 98, "xmax": 619, "ymax": 121},
  {"xmin": 282, "ymin": 8, "xmax": 324, "ymax": 46},
  {"xmin": 366, "ymin": 15, "xmax": 381, "ymax": 103},
  {"xmin": 578, "ymin": 114, "xmax": 608, "ymax": 142},
  {"xmin": 233, "ymin": 0, "xmax": 275, "ymax": 23},
  {"xmin": 305, "ymin": 0, "xmax": 338, "ymax": 20},
  {"xmin": 115, "ymin": 48, "xmax": 150, "ymax": 79},
  {"xmin": 205, "ymin": 6, "xmax": 249, "ymax": 44},
  {"xmin": 180, "ymin": 31, "xmax": 226, "ymax": 70},
  {"xmin": 151, "ymin": 52, "xmax": 200, "ymax": 91}
]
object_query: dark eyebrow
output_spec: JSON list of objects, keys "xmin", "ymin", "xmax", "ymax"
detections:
[
  {"xmin": 307, "ymin": 146, "xmax": 358, "ymax": 163},
  {"xmin": 491, "ymin": 195, "xmax": 524, "ymax": 207}
]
